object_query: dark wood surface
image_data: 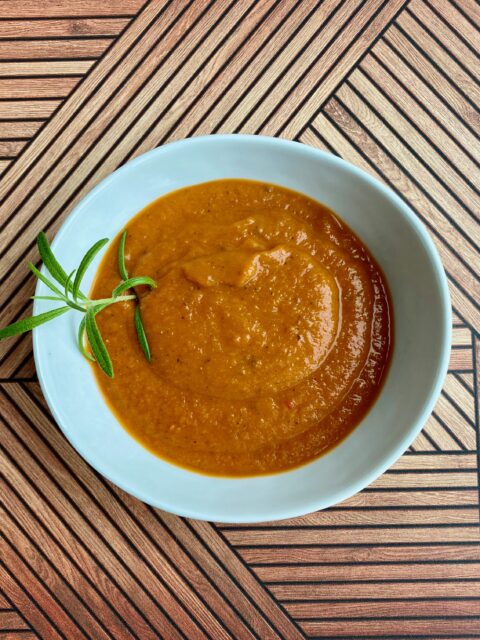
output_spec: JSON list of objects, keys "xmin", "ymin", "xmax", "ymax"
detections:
[{"xmin": 0, "ymin": 1, "xmax": 479, "ymax": 638}]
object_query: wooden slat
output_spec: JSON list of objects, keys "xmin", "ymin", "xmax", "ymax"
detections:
[
  {"xmin": 0, "ymin": 562, "xmax": 59, "ymax": 639},
  {"xmin": 396, "ymin": 9, "xmax": 479, "ymax": 105},
  {"xmin": 1, "ymin": 503, "xmax": 124, "ymax": 640},
  {"xmin": 385, "ymin": 24, "xmax": 479, "ymax": 134},
  {"xmin": 270, "ymin": 581, "xmax": 480, "ymax": 601},
  {"xmin": 317, "ymin": 96, "xmax": 480, "ymax": 329},
  {"xmin": 0, "ymin": 61, "xmax": 93, "ymax": 76},
  {"xmin": 115, "ymin": 0, "xmax": 281, "ymax": 161},
  {"xmin": 286, "ymin": 598, "xmax": 480, "ymax": 618},
  {"xmin": 340, "ymin": 487, "xmax": 480, "ymax": 508},
  {"xmin": 370, "ymin": 471, "xmax": 477, "ymax": 489},
  {"xmin": 0, "ymin": 397, "xmax": 222, "ymax": 639},
  {"xmin": 222, "ymin": 508, "xmax": 478, "ymax": 529},
  {"xmin": 429, "ymin": 0, "xmax": 480, "ymax": 52},
  {"xmin": 0, "ymin": 1, "xmax": 145, "ymax": 18},
  {"xmin": 0, "ymin": 610, "xmax": 29, "ymax": 629},
  {"xmin": 0, "ymin": 534, "xmax": 83, "ymax": 640},
  {"xmin": 0, "ymin": 38, "xmax": 112, "ymax": 60},
  {"xmin": 422, "ymin": 413, "xmax": 464, "ymax": 452},
  {"xmin": 359, "ymin": 54, "xmax": 480, "ymax": 194},
  {"xmin": 0, "ymin": 18, "xmax": 129, "ymax": 38},
  {"xmin": 409, "ymin": 0, "xmax": 480, "ymax": 81},
  {"xmin": 0, "ymin": 474, "xmax": 167, "ymax": 640},
  {"xmin": 444, "ymin": 376, "xmax": 476, "ymax": 424},
  {"xmin": 0, "ymin": 100, "xmax": 60, "ymax": 119},
  {"xmin": 372, "ymin": 36, "xmax": 480, "ymax": 156},
  {"xmin": 452, "ymin": 328, "xmax": 473, "ymax": 347},
  {"xmin": 0, "ymin": 381, "xmax": 303, "ymax": 640},
  {"xmin": 411, "ymin": 429, "xmax": 437, "ymax": 452},
  {"xmin": 449, "ymin": 347, "xmax": 474, "ymax": 372},
  {"xmin": 240, "ymin": 542, "xmax": 480, "ymax": 565},
  {"xmin": 341, "ymin": 73, "xmax": 479, "ymax": 277},
  {"xmin": 301, "ymin": 618, "xmax": 480, "ymax": 637},
  {"xmin": 126, "ymin": 0, "xmax": 302, "ymax": 153},
  {"xmin": 349, "ymin": 67, "xmax": 479, "ymax": 246},
  {"xmin": 389, "ymin": 454, "xmax": 476, "ymax": 470},
  {"xmin": 458, "ymin": 373, "xmax": 474, "ymax": 394},
  {"xmin": 0, "ymin": 121, "xmax": 42, "ymax": 138},
  {"xmin": 0, "ymin": 140, "xmax": 27, "ymax": 157},
  {"xmin": 0, "ymin": 331, "xmax": 33, "ymax": 378},
  {"xmin": 158, "ymin": 0, "xmax": 318, "ymax": 144},
  {"xmin": 224, "ymin": 527, "xmax": 480, "ymax": 546},
  {"xmin": 0, "ymin": 78, "xmax": 79, "ymax": 99},
  {"xmin": 276, "ymin": 0, "xmax": 409, "ymax": 138},
  {"xmin": 418, "ymin": 415, "xmax": 459, "ymax": 452},
  {"xmin": 435, "ymin": 394, "xmax": 477, "ymax": 450},
  {"xmin": 209, "ymin": 0, "xmax": 406, "ymax": 136},
  {"xmin": 255, "ymin": 562, "xmax": 480, "ymax": 582}
]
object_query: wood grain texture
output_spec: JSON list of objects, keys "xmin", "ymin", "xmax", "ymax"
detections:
[
  {"xmin": 0, "ymin": 1, "xmax": 478, "ymax": 638},
  {"xmin": 0, "ymin": 3, "xmax": 131, "ymax": 161}
]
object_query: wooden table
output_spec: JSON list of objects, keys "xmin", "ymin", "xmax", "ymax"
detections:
[{"xmin": 0, "ymin": 1, "xmax": 478, "ymax": 638}]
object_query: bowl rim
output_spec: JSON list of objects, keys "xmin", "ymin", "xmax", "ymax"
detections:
[{"xmin": 33, "ymin": 134, "xmax": 452, "ymax": 522}]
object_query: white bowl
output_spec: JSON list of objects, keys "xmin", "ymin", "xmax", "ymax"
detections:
[{"xmin": 33, "ymin": 135, "xmax": 451, "ymax": 522}]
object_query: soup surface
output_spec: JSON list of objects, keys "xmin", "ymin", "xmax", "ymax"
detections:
[{"xmin": 92, "ymin": 179, "xmax": 392, "ymax": 476}]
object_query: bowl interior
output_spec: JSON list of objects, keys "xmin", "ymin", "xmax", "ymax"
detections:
[{"xmin": 33, "ymin": 135, "xmax": 450, "ymax": 522}]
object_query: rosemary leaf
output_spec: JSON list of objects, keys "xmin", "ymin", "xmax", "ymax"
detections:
[
  {"xmin": 37, "ymin": 232, "xmax": 87, "ymax": 300},
  {"xmin": 0, "ymin": 306, "xmax": 70, "ymax": 340},
  {"xmin": 118, "ymin": 231, "xmax": 129, "ymax": 281},
  {"xmin": 65, "ymin": 269, "xmax": 76, "ymax": 299},
  {"xmin": 77, "ymin": 316, "xmax": 95, "ymax": 362},
  {"xmin": 37, "ymin": 232, "xmax": 70, "ymax": 288},
  {"xmin": 85, "ymin": 306, "xmax": 114, "ymax": 378},
  {"xmin": 116, "ymin": 230, "xmax": 155, "ymax": 365},
  {"xmin": 73, "ymin": 238, "xmax": 109, "ymax": 301},
  {"xmin": 112, "ymin": 276, "xmax": 156, "ymax": 298},
  {"xmin": 78, "ymin": 301, "xmax": 112, "ymax": 363},
  {"xmin": 28, "ymin": 263, "xmax": 65, "ymax": 298},
  {"xmin": 134, "ymin": 305, "xmax": 151, "ymax": 362},
  {"xmin": 64, "ymin": 272, "xmax": 86, "ymax": 311}
]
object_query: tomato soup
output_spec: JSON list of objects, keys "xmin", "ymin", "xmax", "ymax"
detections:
[{"xmin": 91, "ymin": 180, "xmax": 392, "ymax": 476}]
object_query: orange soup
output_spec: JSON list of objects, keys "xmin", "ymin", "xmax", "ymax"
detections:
[{"xmin": 91, "ymin": 179, "xmax": 392, "ymax": 476}]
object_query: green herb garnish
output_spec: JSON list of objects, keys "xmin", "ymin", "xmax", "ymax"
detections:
[
  {"xmin": 117, "ymin": 230, "xmax": 152, "ymax": 362},
  {"xmin": 0, "ymin": 231, "xmax": 156, "ymax": 378},
  {"xmin": 118, "ymin": 230, "xmax": 129, "ymax": 281},
  {"xmin": 134, "ymin": 305, "xmax": 151, "ymax": 362}
]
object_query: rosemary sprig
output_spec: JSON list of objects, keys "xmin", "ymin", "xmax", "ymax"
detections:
[
  {"xmin": 0, "ymin": 231, "xmax": 156, "ymax": 378},
  {"xmin": 117, "ymin": 230, "xmax": 152, "ymax": 362}
]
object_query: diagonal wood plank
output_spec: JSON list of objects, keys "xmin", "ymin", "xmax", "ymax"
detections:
[
  {"xmin": 0, "ymin": 1, "xmax": 146, "ymax": 18},
  {"xmin": 0, "ymin": 6, "xmax": 141, "ymax": 165},
  {"xmin": 312, "ymin": 94, "xmax": 479, "ymax": 329},
  {"xmin": 0, "ymin": 381, "xmax": 304, "ymax": 640},
  {"xmin": 263, "ymin": 0, "xmax": 408, "ymax": 138}
]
